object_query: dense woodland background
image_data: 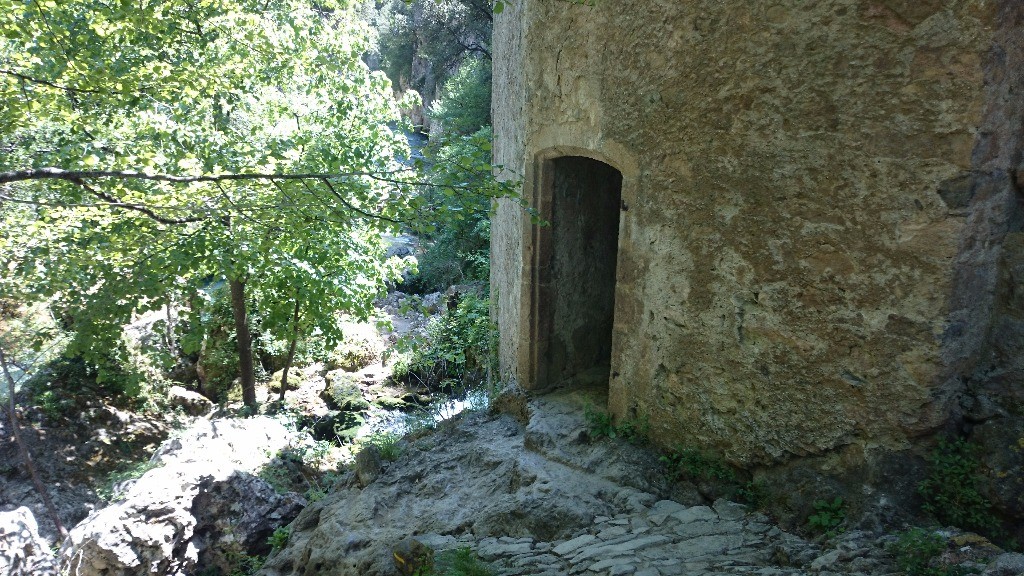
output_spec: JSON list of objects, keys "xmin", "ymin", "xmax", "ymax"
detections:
[{"xmin": 0, "ymin": 0, "xmax": 502, "ymax": 408}]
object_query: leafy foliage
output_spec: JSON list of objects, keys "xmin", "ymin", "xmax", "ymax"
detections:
[
  {"xmin": 403, "ymin": 127, "xmax": 503, "ymax": 293},
  {"xmin": 25, "ymin": 349, "xmax": 154, "ymax": 418},
  {"xmin": 430, "ymin": 58, "xmax": 491, "ymax": 136},
  {"xmin": 583, "ymin": 406, "xmax": 648, "ymax": 443},
  {"xmin": 660, "ymin": 447, "xmax": 737, "ymax": 484},
  {"xmin": 390, "ymin": 293, "xmax": 493, "ymax": 389},
  {"xmin": 1, "ymin": 0, "xmax": 412, "ymax": 402},
  {"xmin": 890, "ymin": 528, "xmax": 979, "ymax": 576},
  {"xmin": 371, "ymin": 0, "xmax": 491, "ymax": 100},
  {"xmin": 807, "ymin": 497, "xmax": 846, "ymax": 537},
  {"xmin": 267, "ymin": 526, "xmax": 291, "ymax": 554},
  {"xmin": 417, "ymin": 547, "xmax": 495, "ymax": 576},
  {"xmin": 918, "ymin": 439, "xmax": 1000, "ymax": 537},
  {"xmin": 364, "ymin": 431, "xmax": 402, "ymax": 461}
]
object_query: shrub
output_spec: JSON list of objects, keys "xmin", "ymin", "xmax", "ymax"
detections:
[
  {"xmin": 584, "ymin": 406, "xmax": 648, "ymax": 443},
  {"xmin": 733, "ymin": 480, "xmax": 769, "ymax": 508},
  {"xmin": 807, "ymin": 497, "xmax": 846, "ymax": 537},
  {"xmin": 390, "ymin": 293, "xmax": 493, "ymax": 390},
  {"xmin": 26, "ymin": 346, "xmax": 155, "ymax": 419},
  {"xmin": 429, "ymin": 57, "xmax": 492, "ymax": 136},
  {"xmin": 401, "ymin": 128, "xmax": 497, "ymax": 295},
  {"xmin": 365, "ymin": 432, "xmax": 402, "ymax": 461},
  {"xmin": 918, "ymin": 439, "xmax": 1000, "ymax": 537},
  {"xmin": 268, "ymin": 526, "xmax": 290, "ymax": 553},
  {"xmin": 890, "ymin": 528, "xmax": 979, "ymax": 576},
  {"xmin": 660, "ymin": 447, "xmax": 737, "ymax": 484},
  {"xmin": 325, "ymin": 333, "xmax": 383, "ymax": 372}
]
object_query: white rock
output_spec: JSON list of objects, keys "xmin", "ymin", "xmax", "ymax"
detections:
[{"xmin": 0, "ymin": 507, "xmax": 58, "ymax": 576}]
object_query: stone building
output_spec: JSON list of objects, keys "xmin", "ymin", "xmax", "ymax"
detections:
[{"xmin": 490, "ymin": 0, "xmax": 1023, "ymax": 501}]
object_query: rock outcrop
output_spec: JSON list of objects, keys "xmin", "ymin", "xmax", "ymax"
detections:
[
  {"xmin": 60, "ymin": 417, "xmax": 305, "ymax": 576},
  {"xmin": 0, "ymin": 507, "xmax": 58, "ymax": 576}
]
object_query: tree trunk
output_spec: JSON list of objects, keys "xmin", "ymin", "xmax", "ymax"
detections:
[
  {"xmin": 164, "ymin": 297, "xmax": 177, "ymax": 358},
  {"xmin": 278, "ymin": 299, "xmax": 302, "ymax": 402},
  {"xmin": 228, "ymin": 278, "xmax": 257, "ymax": 408},
  {"xmin": 0, "ymin": 345, "xmax": 68, "ymax": 540}
]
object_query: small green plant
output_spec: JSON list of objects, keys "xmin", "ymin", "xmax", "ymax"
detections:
[
  {"xmin": 258, "ymin": 464, "xmax": 292, "ymax": 494},
  {"xmin": 584, "ymin": 406, "xmax": 648, "ymax": 443},
  {"xmin": 891, "ymin": 528, "xmax": 946, "ymax": 576},
  {"xmin": 416, "ymin": 547, "xmax": 495, "ymax": 576},
  {"xmin": 225, "ymin": 551, "xmax": 263, "ymax": 576},
  {"xmin": 733, "ymin": 480, "xmax": 769, "ymax": 508},
  {"xmin": 918, "ymin": 438, "xmax": 1000, "ymax": 537},
  {"xmin": 614, "ymin": 415, "xmax": 649, "ymax": 443},
  {"xmin": 660, "ymin": 447, "xmax": 737, "ymax": 483},
  {"xmin": 267, "ymin": 526, "xmax": 291, "ymax": 553},
  {"xmin": 584, "ymin": 406, "xmax": 617, "ymax": 438},
  {"xmin": 807, "ymin": 497, "xmax": 846, "ymax": 537},
  {"xmin": 365, "ymin": 432, "xmax": 402, "ymax": 461},
  {"xmin": 890, "ymin": 528, "xmax": 979, "ymax": 576}
]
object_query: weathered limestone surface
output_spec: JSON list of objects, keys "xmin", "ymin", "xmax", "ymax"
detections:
[
  {"xmin": 492, "ymin": 0, "xmax": 1024, "ymax": 475},
  {"xmin": 60, "ymin": 417, "xmax": 305, "ymax": 576},
  {"xmin": 491, "ymin": 0, "xmax": 528, "ymax": 385}
]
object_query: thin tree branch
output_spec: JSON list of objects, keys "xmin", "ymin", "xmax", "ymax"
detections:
[
  {"xmin": 0, "ymin": 345, "xmax": 68, "ymax": 540},
  {"xmin": 318, "ymin": 179, "xmax": 403, "ymax": 224},
  {"xmin": 72, "ymin": 178, "xmax": 205, "ymax": 225},
  {"xmin": 0, "ymin": 167, "xmax": 411, "ymax": 186},
  {"xmin": 0, "ymin": 68, "xmax": 108, "ymax": 95}
]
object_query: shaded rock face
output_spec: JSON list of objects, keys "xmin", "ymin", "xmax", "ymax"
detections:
[
  {"xmin": 60, "ymin": 417, "xmax": 305, "ymax": 576},
  {"xmin": 491, "ymin": 0, "xmax": 1024, "ymax": 473},
  {"xmin": 191, "ymin": 473, "xmax": 305, "ymax": 574},
  {"xmin": 0, "ymin": 507, "xmax": 58, "ymax": 576}
]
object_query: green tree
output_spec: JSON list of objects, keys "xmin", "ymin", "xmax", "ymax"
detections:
[
  {"xmin": 370, "ymin": 0, "xmax": 491, "ymax": 117},
  {"xmin": 430, "ymin": 57, "xmax": 492, "ymax": 135},
  {"xmin": 0, "ymin": 0, "xmax": 412, "ymax": 407}
]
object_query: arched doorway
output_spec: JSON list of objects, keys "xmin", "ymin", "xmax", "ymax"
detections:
[{"xmin": 531, "ymin": 156, "xmax": 623, "ymax": 389}]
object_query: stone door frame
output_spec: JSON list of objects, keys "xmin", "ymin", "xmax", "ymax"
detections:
[{"xmin": 524, "ymin": 145, "xmax": 633, "ymax": 391}]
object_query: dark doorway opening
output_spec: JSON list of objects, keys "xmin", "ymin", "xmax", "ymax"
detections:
[{"xmin": 540, "ymin": 156, "xmax": 622, "ymax": 389}]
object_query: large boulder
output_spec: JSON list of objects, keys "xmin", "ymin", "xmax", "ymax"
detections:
[
  {"xmin": 0, "ymin": 507, "xmax": 58, "ymax": 576},
  {"xmin": 321, "ymin": 372, "xmax": 371, "ymax": 412},
  {"xmin": 60, "ymin": 417, "xmax": 305, "ymax": 576},
  {"xmin": 166, "ymin": 385, "xmax": 213, "ymax": 417}
]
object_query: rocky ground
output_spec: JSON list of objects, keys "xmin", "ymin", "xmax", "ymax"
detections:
[
  {"xmin": 4, "ymin": 287, "xmax": 1024, "ymax": 576},
  {"xmin": 4, "ymin": 386, "xmax": 1024, "ymax": 576},
  {"xmin": 260, "ymin": 388, "xmax": 1024, "ymax": 576}
]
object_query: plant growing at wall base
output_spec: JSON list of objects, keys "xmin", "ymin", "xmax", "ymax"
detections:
[
  {"xmin": 584, "ymin": 406, "xmax": 648, "ymax": 443},
  {"xmin": 889, "ymin": 528, "xmax": 980, "ymax": 576},
  {"xmin": 918, "ymin": 439, "xmax": 1000, "ymax": 537},
  {"xmin": 415, "ymin": 547, "xmax": 495, "ymax": 576},
  {"xmin": 660, "ymin": 447, "xmax": 737, "ymax": 484},
  {"xmin": 733, "ymin": 480, "xmax": 769, "ymax": 508},
  {"xmin": 807, "ymin": 497, "xmax": 846, "ymax": 537}
]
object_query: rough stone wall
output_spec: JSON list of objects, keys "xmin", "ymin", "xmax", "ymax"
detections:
[
  {"xmin": 493, "ymin": 0, "xmax": 1023, "ymax": 469},
  {"xmin": 490, "ymin": 0, "xmax": 527, "ymax": 383}
]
